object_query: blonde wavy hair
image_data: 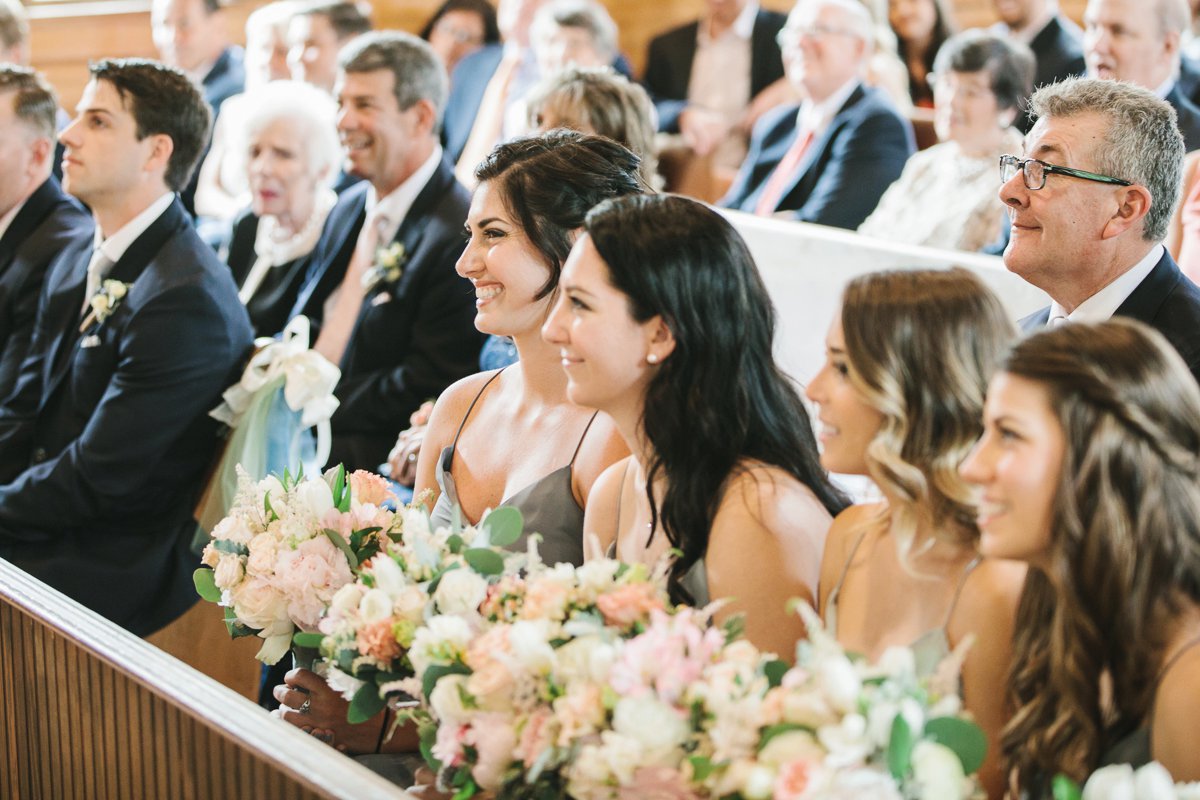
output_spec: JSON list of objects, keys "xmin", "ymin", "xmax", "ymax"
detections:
[
  {"xmin": 840, "ymin": 268, "xmax": 1015, "ymax": 561},
  {"xmin": 999, "ymin": 319, "xmax": 1200, "ymax": 795}
]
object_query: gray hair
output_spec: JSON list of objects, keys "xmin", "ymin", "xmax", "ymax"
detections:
[
  {"xmin": 239, "ymin": 80, "xmax": 340, "ymax": 189},
  {"xmin": 1030, "ymin": 77, "xmax": 1184, "ymax": 242},
  {"xmin": 0, "ymin": 65, "xmax": 57, "ymax": 140},
  {"xmin": 1155, "ymin": 0, "xmax": 1189, "ymax": 37},
  {"xmin": 339, "ymin": 31, "xmax": 449, "ymax": 129},
  {"xmin": 531, "ymin": 0, "xmax": 619, "ymax": 65},
  {"xmin": 790, "ymin": 0, "xmax": 874, "ymax": 44}
]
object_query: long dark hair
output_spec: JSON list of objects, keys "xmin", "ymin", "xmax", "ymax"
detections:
[
  {"xmin": 584, "ymin": 194, "xmax": 848, "ymax": 603},
  {"xmin": 999, "ymin": 319, "xmax": 1200, "ymax": 794},
  {"xmin": 475, "ymin": 129, "xmax": 647, "ymax": 299},
  {"xmin": 419, "ymin": 0, "xmax": 501, "ymax": 47}
]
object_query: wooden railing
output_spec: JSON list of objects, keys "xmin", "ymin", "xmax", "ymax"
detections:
[{"xmin": 0, "ymin": 558, "xmax": 410, "ymax": 800}]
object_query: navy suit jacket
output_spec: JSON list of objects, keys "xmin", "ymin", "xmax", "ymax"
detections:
[
  {"xmin": 0, "ymin": 197, "xmax": 254, "ymax": 635},
  {"xmin": 642, "ymin": 9, "xmax": 787, "ymax": 133},
  {"xmin": 1165, "ymin": 83, "xmax": 1200, "ymax": 152},
  {"xmin": 291, "ymin": 158, "xmax": 483, "ymax": 471},
  {"xmin": 1018, "ymin": 250, "xmax": 1200, "ymax": 383},
  {"xmin": 721, "ymin": 85, "xmax": 915, "ymax": 229},
  {"xmin": 0, "ymin": 178, "xmax": 92, "ymax": 400},
  {"xmin": 1018, "ymin": 15, "xmax": 1086, "ymax": 132}
]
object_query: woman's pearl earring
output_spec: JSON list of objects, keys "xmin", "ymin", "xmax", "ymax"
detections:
[{"xmin": 646, "ymin": 354, "xmax": 659, "ymax": 365}]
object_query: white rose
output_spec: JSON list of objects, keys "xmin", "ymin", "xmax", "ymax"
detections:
[
  {"xmin": 213, "ymin": 514, "xmax": 256, "ymax": 546},
  {"xmin": 612, "ymin": 696, "xmax": 690, "ymax": 760},
  {"xmin": 393, "ymin": 585, "xmax": 429, "ymax": 622},
  {"xmin": 554, "ymin": 636, "xmax": 615, "ymax": 684},
  {"xmin": 757, "ymin": 730, "xmax": 825, "ymax": 769},
  {"xmin": 213, "ymin": 555, "xmax": 245, "ymax": 589},
  {"xmin": 815, "ymin": 653, "xmax": 862, "ymax": 713},
  {"xmin": 330, "ymin": 582, "xmax": 364, "ymax": 614},
  {"xmin": 435, "ymin": 568, "xmax": 489, "ymax": 615},
  {"xmin": 507, "ymin": 620, "xmax": 555, "ymax": 674},
  {"xmin": 1081, "ymin": 765, "xmax": 1135, "ymax": 800},
  {"xmin": 429, "ymin": 674, "xmax": 471, "ymax": 723},
  {"xmin": 911, "ymin": 741, "xmax": 968, "ymax": 800},
  {"xmin": 246, "ymin": 532, "xmax": 279, "ymax": 575},
  {"xmin": 371, "ymin": 554, "xmax": 408, "ymax": 596},
  {"xmin": 742, "ymin": 764, "xmax": 777, "ymax": 800},
  {"xmin": 230, "ymin": 577, "xmax": 289, "ymax": 632},
  {"xmin": 1132, "ymin": 763, "xmax": 1180, "ymax": 800},
  {"xmin": 358, "ymin": 588, "xmax": 394, "ymax": 623},
  {"xmin": 294, "ymin": 477, "xmax": 335, "ymax": 520}
]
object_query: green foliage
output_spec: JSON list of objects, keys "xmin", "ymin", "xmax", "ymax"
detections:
[
  {"xmin": 887, "ymin": 714, "xmax": 914, "ymax": 780},
  {"xmin": 422, "ymin": 662, "xmax": 472, "ymax": 702},
  {"xmin": 1051, "ymin": 774, "xmax": 1084, "ymax": 800},
  {"xmin": 348, "ymin": 682, "xmax": 386, "ymax": 724},
  {"xmin": 925, "ymin": 716, "xmax": 988, "ymax": 775},
  {"xmin": 292, "ymin": 631, "xmax": 324, "ymax": 649},
  {"xmin": 758, "ymin": 724, "xmax": 813, "ymax": 751},
  {"xmin": 193, "ymin": 568, "xmax": 221, "ymax": 602},
  {"xmin": 212, "ymin": 539, "xmax": 249, "ymax": 556},
  {"xmin": 762, "ymin": 659, "xmax": 789, "ymax": 688},
  {"xmin": 331, "ymin": 464, "xmax": 351, "ymax": 513},
  {"xmin": 223, "ymin": 607, "xmax": 256, "ymax": 638},
  {"xmin": 322, "ymin": 528, "xmax": 359, "ymax": 570},
  {"xmin": 464, "ymin": 548, "xmax": 505, "ymax": 575},
  {"xmin": 482, "ymin": 506, "xmax": 523, "ymax": 548}
]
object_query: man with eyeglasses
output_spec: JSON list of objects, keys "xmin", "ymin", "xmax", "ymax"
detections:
[
  {"xmin": 1002, "ymin": 77, "xmax": 1200, "ymax": 382},
  {"xmin": 719, "ymin": 0, "xmax": 913, "ymax": 228}
]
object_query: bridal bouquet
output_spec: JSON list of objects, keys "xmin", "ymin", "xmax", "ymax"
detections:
[
  {"xmin": 311, "ymin": 505, "xmax": 531, "ymax": 724},
  {"xmin": 194, "ymin": 465, "xmax": 400, "ymax": 664},
  {"xmin": 1052, "ymin": 762, "xmax": 1200, "ymax": 800},
  {"xmin": 690, "ymin": 603, "xmax": 986, "ymax": 800}
]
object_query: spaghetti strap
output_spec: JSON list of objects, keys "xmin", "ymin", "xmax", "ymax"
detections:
[
  {"xmin": 827, "ymin": 528, "xmax": 872, "ymax": 607},
  {"xmin": 1157, "ymin": 632, "xmax": 1200, "ymax": 686},
  {"xmin": 608, "ymin": 459, "xmax": 634, "ymax": 558},
  {"xmin": 941, "ymin": 556, "xmax": 982, "ymax": 629},
  {"xmin": 448, "ymin": 368, "xmax": 507, "ymax": 449},
  {"xmin": 568, "ymin": 412, "xmax": 600, "ymax": 467}
]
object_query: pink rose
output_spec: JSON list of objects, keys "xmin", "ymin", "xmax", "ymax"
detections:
[
  {"xmin": 595, "ymin": 582, "xmax": 665, "ymax": 628},
  {"xmin": 520, "ymin": 579, "xmax": 570, "ymax": 621},
  {"xmin": 775, "ymin": 759, "xmax": 822, "ymax": 800},
  {"xmin": 349, "ymin": 470, "xmax": 392, "ymax": 507},
  {"xmin": 432, "ymin": 723, "xmax": 468, "ymax": 767},
  {"xmin": 465, "ymin": 713, "xmax": 517, "ymax": 790},
  {"xmin": 515, "ymin": 707, "xmax": 559, "ymax": 768}
]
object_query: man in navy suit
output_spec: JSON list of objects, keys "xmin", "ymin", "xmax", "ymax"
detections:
[
  {"xmin": 1083, "ymin": 0, "xmax": 1200, "ymax": 150},
  {"xmin": 0, "ymin": 66, "xmax": 92, "ymax": 400},
  {"xmin": 720, "ymin": 0, "xmax": 913, "ymax": 229},
  {"xmin": 0, "ymin": 59, "xmax": 254, "ymax": 635},
  {"xmin": 290, "ymin": 32, "xmax": 482, "ymax": 472},
  {"xmin": 1002, "ymin": 77, "xmax": 1200, "ymax": 383},
  {"xmin": 643, "ymin": 0, "xmax": 787, "ymax": 161}
]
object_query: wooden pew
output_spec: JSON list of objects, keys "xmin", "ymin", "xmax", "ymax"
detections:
[{"xmin": 0, "ymin": 558, "xmax": 411, "ymax": 800}]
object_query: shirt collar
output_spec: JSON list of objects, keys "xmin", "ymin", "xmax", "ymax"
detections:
[
  {"xmin": 798, "ymin": 78, "xmax": 861, "ymax": 134},
  {"xmin": 93, "ymin": 191, "xmax": 175, "ymax": 264},
  {"xmin": 1049, "ymin": 243, "xmax": 1163, "ymax": 324},
  {"xmin": 0, "ymin": 194, "xmax": 29, "ymax": 243},
  {"xmin": 365, "ymin": 144, "xmax": 444, "ymax": 244},
  {"xmin": 700, "ymin": 1, "xmax": 759, "ymax": 42}
]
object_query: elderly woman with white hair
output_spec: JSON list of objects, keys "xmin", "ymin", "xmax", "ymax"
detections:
[{"xmin": 225, "ymin": 80, "xmax": 341, "ymax": 337}]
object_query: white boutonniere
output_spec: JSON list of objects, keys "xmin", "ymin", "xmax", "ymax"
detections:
[
  {"xmin": 79, "ymin": 279, "xmax": 131, "ymax": 333},
  {"xmin": 361, "ymin": 242, "xmax": 407, "ymax": 295}
]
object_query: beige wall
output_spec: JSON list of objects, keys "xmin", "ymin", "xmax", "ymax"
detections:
[{"xmin": 29, "ymin": 0, "xmax": 1084, "ymax": 112}]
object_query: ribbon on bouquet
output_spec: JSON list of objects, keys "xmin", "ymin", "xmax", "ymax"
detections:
[{"xmin": 193, "ymin": 317, "xmax": 341, "ymax": 545}]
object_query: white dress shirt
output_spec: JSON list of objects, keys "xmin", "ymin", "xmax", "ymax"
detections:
[
  {"xmin": 1048, "ymin": 244, "xmax": 1163, "ymax": 324},
  {"xmin": 366, "ymin": 145, "xmax": 444, "ymax": 244}
]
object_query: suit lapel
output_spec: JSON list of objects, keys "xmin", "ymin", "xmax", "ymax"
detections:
[
  {"xmin": 773, "ymin": 85, "xmax": 866, "ymax": 208},
  {"xmin": 0, "ymin": 178, "xmax": 61, "ymax": 269},
  {"xmin": 39, "ymin": 237, "xmax": 92, "ymax": 395},
  {"xmin": 1114, "ymin": 250, "xmax": 1179, "ymax": 324}
]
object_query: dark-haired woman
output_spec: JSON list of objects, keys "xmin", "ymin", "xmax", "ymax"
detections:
[
  {"xmin": 961, "ymin": 319, "xmax": 1200, "ymax": 792},
  {"xmin": 420, "ymin": 0, "xmax": 500, "ymax": 76},
  {"xmin": 543, "ymin": 194, "xmax": 847, "ymax": 656},
  {"xmin": 274, "ymin": 131, "xmax": 642, "ymax": 760},
  {"xmin": 889, "ymin": 0, "xmax": 955, "ymax": 107}
]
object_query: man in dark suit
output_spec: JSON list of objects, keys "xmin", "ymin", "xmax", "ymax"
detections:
[
  {"xmin": 720, "ymin": 0, "xmax": 913, "ymax": 229},
  {"xmin": 990, "ymin": 0, "xmax": 1086, "ymax": 131},
  {"xmin": 0, "ymin": 59, "xmax": 253, "ymax": 635},
  {"xmin": 1083, "ymin": 0, "xmax": 1200, "ymax": 150},
  {"xmin": 286, "ymin": 0, "xmax": 372, "ymax": 94},
  {"xmin": 0, "ymin": 67, "xmax": 92, "ymax": 400},
  {"xmin": 1002, "ymin": 77, "xmax": 1200, "ymax": 383},
  {"xmin": 290, "ymin": 32, "xmax": 482, "ymax": 472},
  {"xmin": 643, "ymin": 0, "xmax": 787, "ymax": 159}
]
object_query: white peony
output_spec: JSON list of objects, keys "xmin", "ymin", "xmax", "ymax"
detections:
[
  {"xmin": 429, "ymin": 674, "xmax": 472, "ymax": 723},
  {"xmin": 911, "ymin": 740, "xmax": 968, "ymax": 800},
  {"xmin": 329, "ymin": 582, "xmax": 364, "ymax": 614},
  {"xmin": 611, "ymin": 696, "xmax": 690, "ymax": 760},
  {"xmin": 434, "ymin": 567, "xmax": 489, "ymax": 616}
]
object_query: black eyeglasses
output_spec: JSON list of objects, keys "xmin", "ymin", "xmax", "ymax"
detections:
[{"xmin": 999, "ymin": 154, "xmax": 1132, "ymax": 191}]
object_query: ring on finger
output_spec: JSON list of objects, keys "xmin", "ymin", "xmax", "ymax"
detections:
[{"xmin": 298, "ymin": 696, "xmax": 312, "ymax": 714}]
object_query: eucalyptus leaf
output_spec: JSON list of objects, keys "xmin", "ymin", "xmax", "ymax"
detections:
[
  {"xmin": 193, "ymin": 568, "xmax": 222, "ymax": 603},
  {"xmin": 348, "ymin": 682, "xmax": 387, "ymax": 724},
  {"xmin": 212, "ymin": 539, "xmax": 249, "ymax": 556},
  {"xmin": 689, "ymin": 755, "xmax": 714, "ymax": 781},
  {"xmin": 1051, "ymin": 774, "xmax": 1083, "ymax": 800},
  {"xmin": 323, "ymin": 528, "xmax": 359, "ymax": 570},
  {"xmin": 292, "ymin": 631, "xmax": 324, "ymax": 649},
  {"xmin": 925, "ymin": 716, "xmax": 988, "ymax": 775},
  {"xmin": 464, "ymin": 548, "xmax": 505, "ymax": 575},
  {"xmin": 887, "ymin": 713, "xmax": 914, "ymax": 779},
  {"xmin": 421, "ymin": 662, "xmax": 472, "ymax": 702},
  {"xmin": 763, "ymin": 659, "xmax": 789, "ymax": 688},
  {"xmin": 481, "ymin": 506, "xmax": 523, "ymax": 548},
  {"xmin": 223, "ymin": 607, "xmax": 256, "ymax": 638}
]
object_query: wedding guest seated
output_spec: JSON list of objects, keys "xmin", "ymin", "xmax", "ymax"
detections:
[
  {"xmin": 888, "ymin": 0, "xmax": 955, "ymax": 107},
  {"xmin": 859, "ymin": 31, "xmax": 1033, "ymax": 251},
  {"xmin": 0, "ymin": 66, "xmax": 91, "ymax": 400},
  {"xmin": 1083, "ymin": 0, "xmax": 1200, "ymax": 150},
  {"xmin": 289, "ymin": 32, "xmax": 482, "ymax": 472},
  {"xmin": 546, "ymin": 194, "xmax": 848, "ymax": 656},
  {"xmin": 421, "ymin": 0, "xmax": 500, "ymax": 76},
  {"xmin": 1003, "ymin": 77, "xmax": 1200, "ymax": 383},
  {"xmin": 276, "ymin": 131, "xmax": 641, "ymax": 767},
  {"xmin": 151, "ymin": 0, "xmax": 246, "ymax": 215},
  {"xmin": 961, "ymin": 318, "xmax": 1200, "ymax": 789},
  {"xmin": 0, "ymin": 0, "xmax": 29, "ymax": 65},
  {"xmin": 286, "ymin": 0, "xmax": 372, "ymax": 95},
  {"xmin": 642, "ymin": 0, "xmax": 787, "ymax": 171},
  {"xmin": 990, "ymin": 0, "xmax": 1085, "ymax": 132},
  {"xmin": 1166, "ymin": 149, "xmax": 1200, "ymax": 282},
  {"xmin": 193, "ymin": 0, "xmax": 298, "ymax": 228},
  {"xmin": 807, "ymin": 268, "xmax": 1023, "ymax": 799},
  {"xmin": 0, "ymin": 59, "xmax": 253, "ymax": 636},
  {"xmin": 720, "ymin": 0, "xmax": 914, "ymax": 229},
  {"xmin": 225, "ymin": 80, "xmax": 340, "ymax": 338}
]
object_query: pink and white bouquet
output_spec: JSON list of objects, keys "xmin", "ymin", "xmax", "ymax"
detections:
[
  {"xmin": 194, "ymin": 465, "xmax": 400, "ymax": 664},
  {"xmin": 1053, "ymin": 762, "xmax": 1200, "ymax": 800},
  {"xmin": 690, "ymin": 603, "xmax": 986, "ymax": 800},
  {"xmin": 311, "ymin": 505, "xmax": 531, "ymax": 724}
]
